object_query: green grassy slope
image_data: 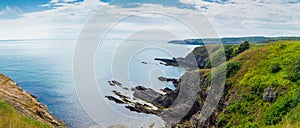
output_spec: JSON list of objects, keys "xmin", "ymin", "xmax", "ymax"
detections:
[
  {"xmin": 218, "ymin": 41, "xmax": 300, "ymax": 127},
  {"xmin": 0, "ymin": 99, "xmax": 50, "ymax": 128}
]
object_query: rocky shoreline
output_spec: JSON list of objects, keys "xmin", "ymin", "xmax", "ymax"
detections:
[
  {"xmin": 105, "ymin": 44, "xmax": 233, "ymax": 127},
  {"xmin": 106, "ymin": 70, "xmax": 223, "ymax": 127},
  {"xmin": 0, "ymin": 74, "xmax": 65, "ymax": 128},
  {"xmin": 154, "ymin": 45, "xmax": 211, "ymax": 70}
]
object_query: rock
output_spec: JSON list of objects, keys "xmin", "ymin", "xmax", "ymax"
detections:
[
  {"xmin": 161, "ymin": 87, "xmax": 173, "ymax": 93},
  {"xmin": 108, "ymin": 80, "xmax": 129, "ymax": 90},
  {"xmin": 106, "ymin": 70, "xmax": 223, "ymax": 127},
  {"xmin": 108, "ymin": 81, "xmax": 114, "ymax": 86},
  {"xmin": 125, "ymin": 105, "xmax": 157, "ymax": 114},
  {"xmin": 108, "ymin": 80, "xmax": 122, "ymax": 86},
  {"xmin": 105, "ymin": 96, "xmax": 125, "ymax": 104},
  {"xmin": 155, "ymin": 45, "xmax": 213, "ymax": 69},
  {"xmin": 158, "ymin": 77, "xmax": 179, "ymax": 88},
  {"xmin": 154, "ymin": 58, "xmax": 179, "ymax": 67},
  {"xmin": 158, "ymin": 77, "xmax": 178, "ymax": 83},
  {"xmin": 263, "ymin": 88, "xmax": 277, "ymax": 102},
  {"xmin": 133, "ymin": 86, "xmax": 162, "ymax": 102},
  {"xmin": 0, "ymin": 74, "xmax": 65, "ymax": 128},
  {"xmin": 108, "ymin": 124, "xmax": 128, "ymax": 128},
  {"xmin": 112, "ymin": 90, "xmax": 129, "ymax": 99},
  {"xmin": 149, "ymin": 123, "xmax": 155, "ymax": 128}
]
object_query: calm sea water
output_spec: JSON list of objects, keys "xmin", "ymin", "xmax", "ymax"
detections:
[
  {"xmin": 0, "ymin": 39, "xmax": 197, "ymax": 127},
  {"xmin": 0, "ymin": 40, "xmax": 93, "ymax": 127}
]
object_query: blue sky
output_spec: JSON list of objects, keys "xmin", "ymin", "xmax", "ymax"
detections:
[
  {"xmin": 0, "ymin": 0, "xmax": 300, "ymax": 39},
  {"xmin": 0, "ymin": 0, "xmax": 49, "ymax": 13}
]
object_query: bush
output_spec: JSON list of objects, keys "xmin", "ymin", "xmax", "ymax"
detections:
[
  {"xmin": 236, "ymin": 41, "xmax": 250, "ymax": 54},
  {"xmin": 289, "ymin": 59, "xmax": 300, "ymax": 82},
  {"xmin": 217, "ymin": 114, "xmax": 228, "ymax": 127},
  {"xmin": 224, "ymin": 45, "xmax": 234, "ymax": 60},
  {"xmin": 243, "ymin": 122, "xmax": 258, "ymax": 128},
  {"xmin": 227, "ymin": 62, "xmax": 242, "ymax": 77},
  {"xmin": 271, "ymin": 63, "xmax": 282, "ymax": 73},
  {"xmin": 293, "ymin": 60, "xmax": 300, "ymax": 78}
]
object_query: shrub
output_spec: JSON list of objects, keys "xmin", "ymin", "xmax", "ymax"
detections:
[
  {"xmin": 289, "ymin": 59, "xmax": 300, "ymax": 82},
  {"xmin": 236, "ymin": 41, "xmax": 250, "ymax": 54},
  {"xmin": 243, "ymin": 122, "xmax": 258, "ymax": 128},
  {"xmin": 293, "ymin": 60, "xmax": 300, "ymax": 78},
  {"xmin": 271, "ymin": 63, "xmax": 282, "ymax": 73},
  {"xmin": 225, "ymin": 45, "xmax": 234, "ymax": 60},
  {"xmin": 227, "ymin": 62, "xmax": 242, "ymax": 77},
  {"xmin": 217, "ymin": 114, "xmax": 228, "ymax": 127}
]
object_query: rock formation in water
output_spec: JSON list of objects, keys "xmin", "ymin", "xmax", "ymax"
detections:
[
  {"xmin": 0, "ymin": 74, "xmax": 66, "ymax": 128},
  {"xmin": 106, "ymin": 70, "xmax": 222, "ymax": 127}
]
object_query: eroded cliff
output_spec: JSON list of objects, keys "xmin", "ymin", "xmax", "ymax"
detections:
[{"xmin": 0, "ymin": 74, "xmax": 65, "ymax": 128}]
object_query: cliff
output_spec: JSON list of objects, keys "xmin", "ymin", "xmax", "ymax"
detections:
[
  {"xmin": 0, "ymin": 74, "xmax": 65, "ymax": 128},
  {"xmin": 106, "ymin": 40, "xmax": 300, "ymax": 127}
]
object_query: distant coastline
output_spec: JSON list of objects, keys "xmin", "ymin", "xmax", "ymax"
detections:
[{"xmin": 168, "ymin": 36, "xmax": 300, "ymax": 45}]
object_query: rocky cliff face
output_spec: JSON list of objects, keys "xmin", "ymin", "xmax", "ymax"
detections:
[
  {"xmin": 106, "ymin": 69, "xmax": 222, "ymax": 127},
  {"xmin": 0, "ymin": 74, "xmax": 65, "ymax": 128}
]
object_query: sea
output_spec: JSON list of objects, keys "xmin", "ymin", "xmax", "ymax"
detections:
[{"xmin": 0, "ymin": 39, "xmax": 198, "ymax": 127}]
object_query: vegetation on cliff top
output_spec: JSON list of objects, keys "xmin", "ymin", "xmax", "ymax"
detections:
[
  {"xmin": 217, "ymin": 41, "xmax": 300, "ymax": 127},
  {"xmin": 0, "ymin": 99, "xmax": 50, "ymax": 128}
]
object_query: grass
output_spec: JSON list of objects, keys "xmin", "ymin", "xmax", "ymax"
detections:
[
  {"xmin": 216, "ymin": 41, "xmax": 300, "ymax": 127},
  {"xmin": 0, "ymin": 99, "xmax": 50, "ymax": 128}
]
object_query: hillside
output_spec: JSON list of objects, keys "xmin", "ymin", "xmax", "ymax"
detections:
[
  {"xmin": 105, "ymin": 40, "xmax": 300, "ymax": 127},
  {"xmin": 217, "ymin": 41, "xmax": 300, "ymax": 127},
  {"xmin": 0, "ymin": 74, "xmax": 65, "ymax": 128},
  {"xmin": 174, "ymin": 41, "xmax": 300, "ymax": 127},
  {"xmin": 0, "ymin": 99, "xmax": 50, "ymax": 128}
]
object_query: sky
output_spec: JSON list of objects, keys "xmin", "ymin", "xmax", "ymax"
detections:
[{"xmin": 0, "ymin": 0, "xmax": 300, "ymax": 40}]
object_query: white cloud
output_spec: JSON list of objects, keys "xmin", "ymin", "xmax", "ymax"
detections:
[
  {"xmin": 178, "ymin": 0, "xmax": 300, "ymax": 37},
  {"xmin": 50, "ymin": 0, "xmax": 79, "ymax": 3},
  {"xmin": 0, "ymin": 0, "xmax": 299, "ymax": 40},
  {"xmin": 0, "ymin": 0, "xmax": 216, "ymax": 40},
  {"xmin": 253, "ymin": 0, "xmax": 300, "ymax": 4},
  {"xmin": 0, "ymin": 0, "xmax": 107, "ymax": 40}
]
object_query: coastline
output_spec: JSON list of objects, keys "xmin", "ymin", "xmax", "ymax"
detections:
[{"xmin": 0, "ymin": 73, "xmax": 65, "ymax": 128}]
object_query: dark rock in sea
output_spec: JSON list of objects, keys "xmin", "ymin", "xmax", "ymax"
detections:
[
  {"xmin": 112, "ymin": 90, "xmax": 129, "ymax": 99},
  {"xmin": 158, "ymin": 76, "xmax": 178, "ymax": 83},
  {"xmin": 133, "ymin": 86, "xmax": 163, "ymax": 102},
  {"xmin": 108, "ymin": 80, "xmax": 122, "ymax": 86},
  {"xmin": 108, "ymin": 80, "xmax": 129, "ymax": 90},
  {"xmin": 161, "ymin": 87, "xmax": 173, "ymax": 93},
  {"xmin": 108, "ymin": 124, "xmax": 127, "ymax": 128},
  {"xmin": 141, "ymin": 62, "xmax": 148, "ymax": 64},
  {"xmin": 155, "ymin": 45, "xmax": 213, "ymax": 70},
  {"xmin": 105, "ymin": 68, "xmax": 228, "ymax": 127},
  {"xmin": 108, "ymin": 81, "xmax": 114, "ymax": 86},
  {"xmin": 105, "ymin": 96, "xmax": 125, "ymax": 104},
  {"xmin": 154, "ymin": 58, "xmax": 179, "ymax": 67},
  {"xmin": 125, "ymin": 105, "xmax": 157, "ymax": 115},
  {"xmin": 158, "ymin": 76, "xmax": 179, "ymax": 88},
  {"xmin": 149, "ymin": 123, "xmax": 155, "ymax": 128}
]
